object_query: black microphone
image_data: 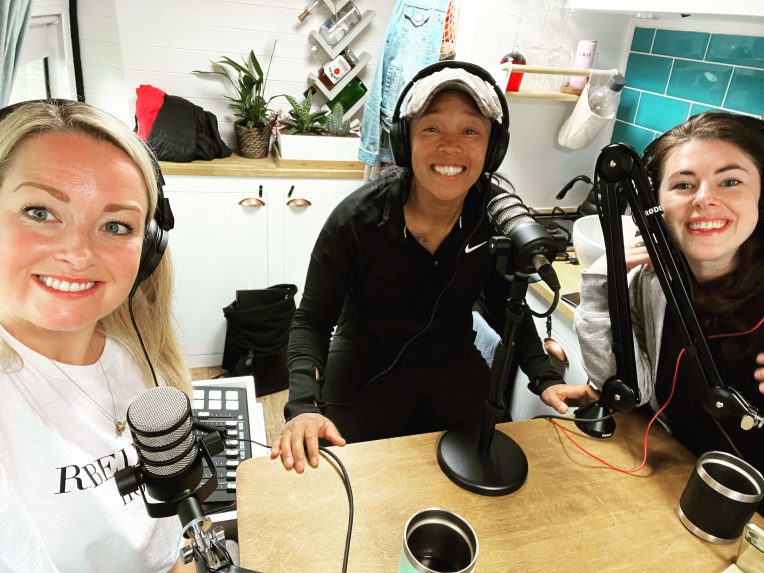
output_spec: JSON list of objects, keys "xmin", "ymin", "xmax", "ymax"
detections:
[
  {"xmin": 115, "ymin": 387, "xmax": 251, "ymax": 572},
  {"xmin": 115, "ymin": 386, "xmax": 222, "ymax": 517},
  {"xmin": 486, "ymin": 188, "xmax": 561, "ymax": 291},
  {"xmin": 119, "ymin": 386, "xmax": 203, "ymax": 501}
]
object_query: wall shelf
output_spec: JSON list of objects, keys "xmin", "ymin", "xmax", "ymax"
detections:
[
  {"xmin": 320, "ymin": 0, "xmax": 352, "ymax": 13},
  {"xmin": 308, "ymin": 9, "xmax": 375, "ymax": 60},
  {"xmin": 500, "ymin": 64, "xmax": 620, "ymax": 102},
  {"xmin": 506, "ymin": 91, "xmax": 579, "ymax": 102},
  {"xmin": 308, "ymin": 50, "xmax": 371, "ymax": 100}
]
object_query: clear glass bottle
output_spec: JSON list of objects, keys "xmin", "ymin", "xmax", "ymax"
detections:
[
  {"xmin": 298, "ymin": 0, "xmax": 320, "ymax": 22},
  {"xmin": 319, "ymin": 2, "xmax": 361, "ymax": 46},
  {"xmin": 588, "ymin": 74, "xmax": 625, "ymax": 118},
  {"xmin": 500, "ymin": 17, "xmax": 525, "ymax": 93}
]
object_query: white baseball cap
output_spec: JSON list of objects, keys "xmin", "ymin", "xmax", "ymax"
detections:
[{"xmin": 401, "ymin": 66, "xmax": 503, "ymax": 122}]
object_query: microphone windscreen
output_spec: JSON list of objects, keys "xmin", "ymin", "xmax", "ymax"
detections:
[
  {"xmin": 126, "ymin": 386, "xmax": 196, "ymax": 479},
  {"xmin": 487, "ymin": 193, "xmax": 534, "ymax": 235}
]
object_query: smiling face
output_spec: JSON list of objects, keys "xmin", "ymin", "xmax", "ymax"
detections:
[
  {"xmin": 658, "ymin": 138, "xmax": 761, "ymax": 280},
  {"xmin": 409, "ymin": 90, "xmax": 492, "ymax": 205},
  {"xmin": 0, "ymin": 131, "xmax": 149, "ymax": 343}
]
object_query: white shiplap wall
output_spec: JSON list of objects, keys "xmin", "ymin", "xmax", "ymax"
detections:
[
  {"xmin": 77, "ymin": 0, "xmax": 395, "ymax": 150},
  {"xmin": 76, "ymin": 0, "xmax": 635, "ymax": 209}
]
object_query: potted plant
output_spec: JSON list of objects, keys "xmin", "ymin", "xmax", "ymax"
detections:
[
  {"xmin": 276, "ymin": 100, "xmax": 361, "ymax": 164},
  {"xmin": 195, "ymin": 40, "xmax": 277, "ymax": 159},
  {"xmin": 278, "ymin": 92, "xmax": 327, "ymax": 135}
]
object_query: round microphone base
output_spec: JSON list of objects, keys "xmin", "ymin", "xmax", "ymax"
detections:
[
  {"xmin": 574, "ymin": 401, "xmax": 616, "ymax": 438},
  {"xmin": 437, "ymin": 425, "xmax": 528, "ymax": 497}
]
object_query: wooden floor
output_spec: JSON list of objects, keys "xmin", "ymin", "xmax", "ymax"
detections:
[{"xmin": 190, "ymin": 366, "xmax": 288, "ymax": 447}]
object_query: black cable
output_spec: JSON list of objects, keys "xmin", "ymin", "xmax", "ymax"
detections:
[
  {"xmin": 533, "ymin": 413, "xmax": 614, "ymax": 423},
  {"xmin": 128, "ymin": 292, "xmax": 159, "ymax": 387},
  {"xmin": 318, "ymin": 446, "xmax": 354, "ymax": 573},
  {"xmin": 526, "ymin": 288, "xmax": 559, "ymax": 319},
  {"xmin": 197, "ymin": 431, "xmax": 355, "ymax": 573},
  {"xmin": 238, "ymin": 438, "xmax": 353, "ymax": 573},
  {"xmin": 321, "ymin": 178, "xmax": 488, "ymax": 409}
]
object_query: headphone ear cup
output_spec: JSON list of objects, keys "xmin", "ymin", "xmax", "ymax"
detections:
[
  {"xmin": 483, "ymin": 124, "xmax": 510, "ymax": 173},
  {"xmin": 135, "ymin": 216, "xmax": 168, "ymax": 285},
  {"xmin": 390, "ymin": 116, "xmax": 411, "ymax": 169}
]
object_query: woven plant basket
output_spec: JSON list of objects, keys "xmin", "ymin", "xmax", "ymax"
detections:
[{"xmin": 235, "ymin": 123, "xmax": 271, "ymax": 159}]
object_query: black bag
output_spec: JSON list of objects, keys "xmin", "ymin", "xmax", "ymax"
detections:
[{"xmin": 222, "ymin": 284, "xmax": 298, "ymax": 396}]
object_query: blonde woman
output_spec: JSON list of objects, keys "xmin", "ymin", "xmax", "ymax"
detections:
[{"xmin": 0, "ymin": 100, "xmax": 191, "ymax": 572}]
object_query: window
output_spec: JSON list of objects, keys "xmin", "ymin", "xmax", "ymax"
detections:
[
  {"xmin": 9, "ymin": 59, "xmax": 50, "ymax": 104},
  {"xmin": 9, "ymin": 6, "xmax": 76, "ymax": 103}
]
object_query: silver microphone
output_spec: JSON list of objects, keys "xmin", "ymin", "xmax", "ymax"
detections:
[{"xmin": 486, "ymin": 188, "xmax": 560, "ymax": 290}]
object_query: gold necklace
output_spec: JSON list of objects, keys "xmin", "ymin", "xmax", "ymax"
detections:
[{"xmin": 48, "ymin": 345, "xmax": 126, "ymax": 438}]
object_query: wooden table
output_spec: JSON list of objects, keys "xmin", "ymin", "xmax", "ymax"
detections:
[{"xmin": 236, "ymin": 415, "xmax": 762, "ymax": 572}]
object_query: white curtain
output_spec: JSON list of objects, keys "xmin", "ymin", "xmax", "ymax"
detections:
[{"xmin": 1, "ymin": 0, "xmax": 32, "ymax": 107}]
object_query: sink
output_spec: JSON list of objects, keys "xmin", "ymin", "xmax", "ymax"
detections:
[{"xmin": 572, "ymin": 214, "xmax": 639, "ymax": 269}]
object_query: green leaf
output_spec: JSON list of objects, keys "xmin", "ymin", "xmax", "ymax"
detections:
[{"xmin": 249, "ymin": 50, "xmax": 263, "ymax": 79}]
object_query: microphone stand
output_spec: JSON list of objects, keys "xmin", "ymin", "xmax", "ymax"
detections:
[
  {"xmin": 178, "ymin": 495, "xmax": 258, "ymax": 573},
  {"xmin": 575, "ymin": 143, "xmax": 763, "ymax": 436},
  {"xmin": 437, "ymin": 236, "xmax": 529, "ymax": 496},
  {"xmin": 116, "ymin": 429, "xmax": 261, "ymax": 572}
]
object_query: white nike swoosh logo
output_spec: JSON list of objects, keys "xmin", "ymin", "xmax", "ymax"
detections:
[{"xmin": 464, "ymin": 241, "xmax": 487, "ymax": 254}]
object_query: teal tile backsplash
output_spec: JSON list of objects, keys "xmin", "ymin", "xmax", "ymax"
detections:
[
  {"xmin": 726, "ymin": 68, "xmax": 764, "ymax": 115},
  {"xmin": 666, "ymin": 60, "xmax": 732, "ymax": 106},
  {"xmin": 631, "ymin": 27, "xmax": 655, "ymax": 53},
  {"xmin": 652, "ymin": 29, "xmax": 709, "ymax": 60},
  {"xmin": 707, "ymin": 34, "xmax": 764, "ymax": 68},
  {"xmin": 624, "ymin": 53, "xmax": 673, "ymax": 92},
  {"xmin": 612, "ymin": 26, "xmax": 764, "ymax": 154},
  {"xmin": 635, "ymin": 93, "xmax": 691, "ymax": 132}
]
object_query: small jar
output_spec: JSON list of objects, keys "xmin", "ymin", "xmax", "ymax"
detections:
[{"xmin": 318, "ymin": 48, "xmax": 358, "ymax": 89}]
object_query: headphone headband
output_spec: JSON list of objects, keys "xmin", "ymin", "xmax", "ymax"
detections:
[{"xmin": 390, "ymin": 60, "xmax": 510, "ymax": 173}]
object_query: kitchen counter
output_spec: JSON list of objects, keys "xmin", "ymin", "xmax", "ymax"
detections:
[
  {"xmin": 158, "ymin": 153, "xmax": 365, "ymax": 179},
  {"xmin": 529, "ymin": 260, "xmax": 582, "ymax": 322}
]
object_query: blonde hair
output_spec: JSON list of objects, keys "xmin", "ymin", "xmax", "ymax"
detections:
[{"xmin": 0, "ymin": 100, "xmax": 190, "ymax": 395}]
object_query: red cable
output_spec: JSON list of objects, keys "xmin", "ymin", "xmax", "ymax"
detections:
[{"xmin": 550, "ymin": 315, "xmax": 764, "ymax": 473}]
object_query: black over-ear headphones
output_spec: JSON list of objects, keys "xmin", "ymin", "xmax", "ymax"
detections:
[
  {"xmin": 390, "ymin": 60, "xmax": 510, "ymax": 173},
  {"xmin": 0, "ymin": 99, "xmax": 173, "ymax": 288}
]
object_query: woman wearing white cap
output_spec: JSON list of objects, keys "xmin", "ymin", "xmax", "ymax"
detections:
[{"xmin": 271, "ymin": 61, "xmax": 566, "ymax": 472}]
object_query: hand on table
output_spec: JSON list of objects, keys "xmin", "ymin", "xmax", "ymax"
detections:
[
  {"xmin": 541, "ymin": 383, "xmax": 600, "ymax": 415},
  {"xmin": 756, "ymin": 352, "xmax": 764, "ymax": 396},
  {"xmin": 270, "ymin": 413, "xmax": 346, "ymax": 473}
]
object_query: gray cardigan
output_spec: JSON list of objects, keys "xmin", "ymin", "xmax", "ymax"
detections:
[{"xmin": 574, "ymin": 267, "xmax": 667, "ymax": 410}]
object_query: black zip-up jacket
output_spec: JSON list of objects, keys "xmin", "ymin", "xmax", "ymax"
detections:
[{"xmin": 285, "ymin": 167, "xmax": 561, "ymax": 419}]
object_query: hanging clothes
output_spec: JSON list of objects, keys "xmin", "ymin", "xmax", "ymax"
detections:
[{"xmin": 358, "ymin": 0, "xmax": 449, "ymax": 168}]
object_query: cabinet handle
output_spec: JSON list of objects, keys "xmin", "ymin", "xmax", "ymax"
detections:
[
  {"xmin": 286, "ymin": 198, "xmax": 311, "ymax": 207},
  {"xmin": 239, "ymin": 197, "xmax": 265, "ymax": 207}
]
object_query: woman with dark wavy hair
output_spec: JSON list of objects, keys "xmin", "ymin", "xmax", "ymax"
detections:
[{"xmin": 542, "ymin": 112, "xmax": 764, "ymax": 474}]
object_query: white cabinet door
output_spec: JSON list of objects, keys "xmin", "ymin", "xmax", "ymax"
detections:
[
  {"xmin": 165, "ymin": 175, "xmax": 271, "ymax": 367},
  {"xmin": 277, "ymin": 179, "xmax": 359, "ymax": 305}
]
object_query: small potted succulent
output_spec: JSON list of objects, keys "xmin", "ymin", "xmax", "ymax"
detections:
[
  {"xmin": 194, "ymin": 40, "xmax": 278, "ymax": 159},
  {"xmin": 276, "ymin": 98, "xmax": 361, "ymax": 164}
]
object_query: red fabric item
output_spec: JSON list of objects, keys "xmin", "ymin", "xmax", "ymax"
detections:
[{"xmin": 135, "ymin": 84, "xmax": 166, "ymax": 141}]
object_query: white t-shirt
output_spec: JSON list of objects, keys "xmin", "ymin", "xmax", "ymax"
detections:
[{"xmin": 0, "ymin": 326, "xmax": 182, "ymax": 573}]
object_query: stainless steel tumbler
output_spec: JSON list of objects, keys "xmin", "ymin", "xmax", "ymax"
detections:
[
  {"xmin": 398, "ymin": 508, "xmax": 478, "ymax": 573},
  {"xmin": 678, "ymin": 451, "xmax": 764, "ymax": 544}
]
